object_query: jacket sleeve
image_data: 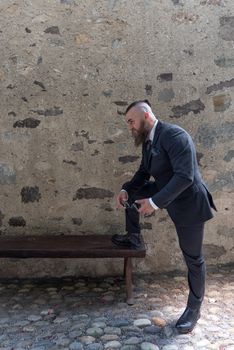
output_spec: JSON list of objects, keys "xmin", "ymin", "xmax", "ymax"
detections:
[
  {"xmin": 151, "ymin": 128, "xmax": 195, "ymax": 208},
  {"xmin": 122, "ymin": 148, "xmax": 151, "ymax": 193}
]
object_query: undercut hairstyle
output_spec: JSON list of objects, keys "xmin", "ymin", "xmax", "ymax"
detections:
[{"xmin": 125, "ymin": 99, "xmax": 151, "ymax": 115}]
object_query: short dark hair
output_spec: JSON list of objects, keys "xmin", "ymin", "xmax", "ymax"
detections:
[{"xmin": 125, "ymin": 99, "xmax": 151, "ymax": 115}]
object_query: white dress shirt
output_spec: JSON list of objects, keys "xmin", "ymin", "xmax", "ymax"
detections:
[{"xmin": 148, "ymin": 120, "xmax": 159, "ymax": 210}]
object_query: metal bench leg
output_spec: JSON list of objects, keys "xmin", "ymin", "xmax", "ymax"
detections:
[{"xmin": 124, "ymin": 257, "xmax": 134, "ymax": 305}]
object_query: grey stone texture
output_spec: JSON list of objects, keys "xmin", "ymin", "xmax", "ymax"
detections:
[
  {"xmin": 0, "ymin": 164, "xmax": 16, "ymax": 185},
  {"xmin": 171, "ymin": 99, "xmax": 205, "ymax": 118},
  {"xmin": 158, "ymin": 88, "xmax": 175, "ymax": 102},
  {"xmin": 8, "ymin": 216, "xmax": 26, "ymax": 227},
  {"xmin": 214, "ymin": 56, "xmax": 234, "ymax": 68},
  {"xmin": 0, "ymin": 0, "xmax": 233, "ymax": 277},
  {"xmin": 223, "ymin": 150, "xmax": 234, "ymax": 162},
  {"xmin": 219, "ymin": 16, "xmax": 234, "ymax": 41},
  {"xmin": 212, "ymin": 94, "xmax": 231, "ymax": 112},
  {"xmin": 13, "ymin": 118, "xmax": 41, "ymax": 128}
]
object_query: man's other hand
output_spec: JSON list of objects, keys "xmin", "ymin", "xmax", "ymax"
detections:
[
  {"xmin": 116, "ymin": 190, "xmax": 128, "ymax": 209},
  {"xmin": 135, "ymin": 198, "xmax": 155, "ymax": 215}
]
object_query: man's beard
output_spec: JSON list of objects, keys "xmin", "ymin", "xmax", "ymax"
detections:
[{"xmin": 132, "ymin": 120, "xmax": 149, "ymax": 147}]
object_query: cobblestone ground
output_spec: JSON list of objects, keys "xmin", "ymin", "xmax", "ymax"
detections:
[{"xmin": 0, "ymin": 265, "xmax": 233, "ymax": 350}]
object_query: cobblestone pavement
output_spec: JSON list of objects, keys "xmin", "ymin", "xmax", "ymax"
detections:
[{"xmin": 0, "ymin": 265, "xmax": 233, "ymax": 350}]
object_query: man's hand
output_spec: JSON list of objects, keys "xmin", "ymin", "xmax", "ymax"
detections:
[
  {"xmin": 135, "ymin": 198, "xmax": 155, "ymax": 216},
  {"xmin": 116, "ymin": 190, "xmax": 128, "ymax": 209}
]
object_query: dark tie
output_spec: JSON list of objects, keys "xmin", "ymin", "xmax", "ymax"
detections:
[
  {"xmin": 145, "ymin": 139, "xmax": 152, "ymax": 165},
  {"xmin": 146, "ymin": 139, "xmax": 152, "ymax": 152}
]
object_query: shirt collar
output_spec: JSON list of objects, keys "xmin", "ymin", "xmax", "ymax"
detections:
[{"xmin": 148, "ymin": 119, "xmax": 158, "ymax": 142}]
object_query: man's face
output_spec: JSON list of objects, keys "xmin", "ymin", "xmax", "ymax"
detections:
[{"xmin": 125, "ymin": 111, "xmax": 149, "ymax": 147}]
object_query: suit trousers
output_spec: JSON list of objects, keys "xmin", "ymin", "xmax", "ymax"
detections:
[{"xmin": 124, "ymin": 181, "xmax": 206, "ymax": 309}]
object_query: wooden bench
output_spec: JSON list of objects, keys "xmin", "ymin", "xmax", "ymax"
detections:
[{"xmin": 0, "ymin": 234, "xmax": 146, "ymax": 305}]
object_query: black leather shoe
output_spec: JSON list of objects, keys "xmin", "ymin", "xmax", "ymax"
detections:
[
  {"xmin": 111, "ymin": 233, "xmax": 141, "ymax": 249},
  {"xmin": 175, "ymin": 307, "xmax": 201, "ymax": 334},
  {"xmin": 112, "ymin": 233, "xmax": 130, "ymax": 243}
]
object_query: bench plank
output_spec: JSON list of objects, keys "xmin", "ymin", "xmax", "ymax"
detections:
[{"xmin": 0, "ymin": 235, "xmax": 146, "ymax": 259}]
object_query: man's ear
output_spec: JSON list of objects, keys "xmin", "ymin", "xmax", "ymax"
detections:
[{"xmin": 144, "ymin": 112, "xmax": 150, "ymax": 119}]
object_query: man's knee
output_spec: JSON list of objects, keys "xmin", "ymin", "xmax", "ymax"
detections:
[
  {"xmin": 122, "ymin": 182, "xmax": 138, "ymax": 201},
  {"xmin": 183, "ymin": 252, "xmax": 205, "ymax": 268},
  {"xmin": 122, "ymin": 181, "xmax": 157, "ymax": 203}
]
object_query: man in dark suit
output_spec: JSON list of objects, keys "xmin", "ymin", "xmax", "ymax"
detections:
[{"xmin": 112, "ymin": 100, "xmax": 216, "ymax": 334}]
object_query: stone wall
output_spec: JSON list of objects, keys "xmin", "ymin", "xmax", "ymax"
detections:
[{"xmin": 0, "ymin": 0, "xmax": 233, "ymax": 277}]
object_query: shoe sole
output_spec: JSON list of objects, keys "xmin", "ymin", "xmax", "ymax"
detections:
[
  {"xmin": 176, "ymin": 328, "xmax": 193, "ymax": 334},
  {"xmin": 176, "ymin": 314, "xmax": 200, "ymax": 334},
  {"xmin": 111, "ymin": 239, "xmax": 142, "ymax": 250}
]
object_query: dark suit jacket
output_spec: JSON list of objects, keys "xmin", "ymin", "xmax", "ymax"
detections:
[{"xmin": 122, "ymin": 120, "xmax": 216, "ymax": 225}]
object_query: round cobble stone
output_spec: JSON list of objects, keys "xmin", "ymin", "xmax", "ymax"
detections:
[
  {"xmin": 104, "ymin": 327, "xmax": 122, "ymax": 335},
  {"xmin": 86, "ymin": 344, "xmax": 104, "ymax": 350},
  {"xmin": 102, "ymin": 295, "xmax": 115, "ymax": 302},
  {"xmin": 152, "ymin": 317, "xmax": 166, "ymax": 327},
  {"xmin": 86, "ymin": 327, "xmax": 104, "ymax": 337},
  {"xmin": 136, "ymin": 314, "xmax": 150, "ymax": 319},
  {"xmin": 196, "ymin": 339, "xmax": 211, "ymax": 347},
  {"xmin": 110, "ymin": 319, "xmax": 131, "ymax": 327},
  {"xmin": 92, "ymin": 321, "xmax": 106, "ymax": 328},
  {"xmin": 6, "ymin": 326, "xmax": 22, "ymax": 334},
  {"xmin": 125, "ymin": 337, "xmax": 142, "ymax": 345},
  {"xmin": 79, "ymin": 336, "xmax": 95, "ymax": 345},
  {"xmin": 101, "ymin": 334, "xmax": 119, "ymax": 341},
  {"xmin": 163, "ymin": 325, "xmax": 174, "ymax": 338},
  {"xmin": 69, "ymin": 342, "xmax": 84, "ymax": 350},
  {"xmin": 134, "ymin": 319, "xmax": 151, "ymax": 327},
  {"xmin": 180, "ymin": 346, "xmax": 195, "ymax": 350},
  {"xmin": 122, "ymin": 325, "xmax": 143, "ymax": 336},
  {"xmin": 55, "ymin": 336, "xmax": 70, "ymax": 346},
  {"xmin": 93, "ymin": 317, "xmax": 108, "ymax": 323},
  {"xmin": 71, "ymin": 323, "xmax": 87, "ymax": 331},
  {"xmin": 27, "ymin": 315, "xmax": 42, "ymax": 322},
  {"xmin": 53, "ymin": 317, "xmax": 68, "ymax": 324},
  {"xmin": 14, "ymin": 320, "xmax": 30, "ymax": 327},
  {"xmin": 176, "ymin": 335, "xmax": 192, "ymax": 345},
  {"xmin": 0, "ymin": 318, "xmax": 9, "ymax": 325},
  {"xmin": 104, "ymin": 340, "xmax": 121, "ymax": 349},
  {"xmin": 32, "ymin": 341, "xmax": 54, "ymax": 348},
  {"xmin": 23, "ymin": 326, "xmax": 35, "ymax": 332},
  {"xmin": 72, "ymin": 314, "xmax": 89, "ymax": 321},
  {"xmin": 141, "ymin": 342, "xmax": 159, "ymax": 350},
  {"xmin": 69, "ymin": 330, "xmax": 83, "ymax": 339},
  {"xmin": 144, "ymin": 325, "xmax": 160, "ymax": 334},
  {"xmin": 149, "ymin": 310, "xmax": 164, "ymax": 318}
]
